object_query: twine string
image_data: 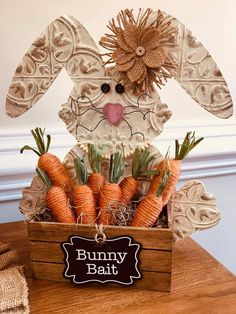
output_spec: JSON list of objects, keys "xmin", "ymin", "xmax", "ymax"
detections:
[{"xmin": 94, "ymin": 223, "xmax": 106, "ymax": 243}]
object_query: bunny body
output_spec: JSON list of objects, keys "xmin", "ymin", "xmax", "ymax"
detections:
[{"xmin": 7, "ymin": 10, "xmax": 232, "ymax": 239}]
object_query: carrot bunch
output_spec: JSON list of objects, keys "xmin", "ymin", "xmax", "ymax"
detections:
[
  {"xmin": 130, "ymin": 161, "xmax": 170, "ymax": 228},
  {"xmin": 87, "ymin": 144, "xmax": 105, "ymax": 204},
  {"xmin": 36, "ymin": 168, "xmax": 76, "ymax": 224},
  {"xmin": 149, "ymin": 132, "xmax": 203, "ymax": 205},
  {"xmin": 120, "ymin": 148, "xmax": 159, "ymax": 206},
  {"xmin": 21, "ymin": 128, "xmax": 73, "ymax": 194},
  {"xmin": 98, "ymin": 151, "xmax": 124, "ymax": 225},
  {"xmin": 72, "ymin": 156, "xmax": 97, "ymax": 224}
]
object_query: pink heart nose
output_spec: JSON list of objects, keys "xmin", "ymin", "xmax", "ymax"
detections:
[{"xmin": 103, "ymin": 103, "xmax": 124, "ymax": 126}]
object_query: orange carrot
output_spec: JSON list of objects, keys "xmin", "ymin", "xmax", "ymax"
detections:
[
  {"xmin": 88, "ymin": 173, "xmax": 105, "ymax": 203},
  {"xmin": 130, "ymin": 194, "xmax": 163, "ymax": 227},
  {"xmin": 72, "ymin": 185, "xmax": 97, "ymax": 224},
  {"xmin": 36, "ymin": 168, "xmax": 75, "ymax": 223},
  {"xmin": 149, "ymin": 132, "xmax": 203, "ymax": 205},
  {"xmin": 120, "ymin": 149, "xmax": 158, "ymax": 205},
  {"xmin": 149, "ymin": 159, "xmax": 180, "ymax": 196},
  {"xmin": 120, "ymin": 176, "xmax": 138, "ymax": 205},
  {"xmin": 21, "ymin": 128, "xmax": 73, "ymax": 194},
  {"xmin": 98, "ymin": 151, "xmax": 124, "ymax": 225},
  {"xmin": 130, "ymin": 167, "xmax": 170, "ymax": 228},
  {"xmin": 99, "ymin": 183, "xmax": 122, "ymax": 225},
  {"xmin": 72, "ymin": 156, "xmax": 96, "ymax": 224},
  {"xmin": 157, "ymin": 159, "xmax": 181, "ymax": 205},
  {"xmin": 87, "ymin": 144, "xmax": 105, "ymax": 204}
]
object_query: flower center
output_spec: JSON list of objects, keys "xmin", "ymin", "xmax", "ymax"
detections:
[{"xmin": 135, "ymin": 46, "xmax": 146, "ymax": 57}]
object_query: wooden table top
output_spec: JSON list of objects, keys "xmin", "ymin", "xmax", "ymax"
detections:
[{"xmin": 1, "ymin": 221, "xmax": 236, "ymax": 314}]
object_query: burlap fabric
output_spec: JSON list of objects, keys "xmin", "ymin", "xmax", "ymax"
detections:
[
  {"xmin": 99, "ymin": 8, "xmax": 177, "ymax": 93},
  {"xmin": 0, "ymin": 243, "xmax": 29, "ymax": 314}
]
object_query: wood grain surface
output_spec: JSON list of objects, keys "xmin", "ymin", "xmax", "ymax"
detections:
[
  {"xmin": 29, "ymin": 241, "xmax": 172, "ymax": 272},
  {"xmin": 28, "ymin": 221, "xmax": 173, "ymax": 291},
  {"xmin": 1, "ymin": 221, "xmax": 236, "ymax": 314},
  {"xmin": 28, "ymin": 221, "xmax": 173, "ymax": 250},
  {"xmin": 31, "ymin": 261, "xmax": 171, "ymax": 291}
]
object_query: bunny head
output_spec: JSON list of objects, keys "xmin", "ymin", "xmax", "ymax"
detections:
[{"xmin": 5, "ymin": 10, "xmax": 233, "ymax": 157}]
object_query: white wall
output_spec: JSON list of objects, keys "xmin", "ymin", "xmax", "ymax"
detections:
[{"xmin": 0, "ymin": 1, "xmax": 236, "ymax": 274}]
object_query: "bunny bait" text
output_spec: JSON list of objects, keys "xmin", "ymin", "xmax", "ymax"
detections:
[{"xmin": 76, "ymin": 250, "xmax": 127, "ymax": 275}]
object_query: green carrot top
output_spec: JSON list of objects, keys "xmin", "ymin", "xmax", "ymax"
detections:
[
  {"xmin": 132, "ymin": 148, "xmax": 159, "ymax": 179},
  {"xmin": 175, "ymin": 131, "xmax": 204, "ymax": 160},
  {"xmin": 109, "ymin": 151, "xmax": 124, "ymax": 184},
  {"xmin": 20, "ymin": 127, "xmax": 51, "ymax": 156},
  {"xmin": 88, "ymin": 144, "xmax": 103, "ymax": 174},
  {"xmin": 156, "ymin": 159, "xmax": 171, "ymax": 197},
  {"xmin": 36, "ymin": 167, "xmax": 52, "ymax": 188},
  {"xmin": 74, "ymin": 156, "xmax": 88, "ymax": 185}
]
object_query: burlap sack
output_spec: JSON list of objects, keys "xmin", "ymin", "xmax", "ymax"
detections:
[
  {"xmin": 0, "ymin": 244, "xmax": 10, "ymax": 255},
  {"xmin": 0, "ymin": 249, "xmax": 19, "ymax": 271},
  {"xmin": 0, "ymin": 243, "xmax": 29, "ymax": 313}
]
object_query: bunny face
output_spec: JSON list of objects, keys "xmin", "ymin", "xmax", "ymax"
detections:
[
  {"xmin": 59, "ymin": 75, "xmax": 171, "ymax": 156},
  {"xmin": 5, "ymin": 11, "xmax": 233, "ymax": 156}
]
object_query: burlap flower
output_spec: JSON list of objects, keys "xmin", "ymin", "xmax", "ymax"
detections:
[{"xmin": 100, "ymin": 9, "xmax": 177, "ymax": 93}]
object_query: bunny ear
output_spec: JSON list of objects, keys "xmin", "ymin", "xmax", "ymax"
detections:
[
  {"xmin": 164, "ymin": 11, "xmax": 233, "ymax": 119},
  {"xmin": 6, "ymin": 15, "xmax": 105, "ymax": 118}
]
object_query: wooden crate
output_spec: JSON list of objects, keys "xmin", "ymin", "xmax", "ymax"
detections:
[{"xmin": 27, "ymin": 221, "xmax": 173, "ymax": 291}]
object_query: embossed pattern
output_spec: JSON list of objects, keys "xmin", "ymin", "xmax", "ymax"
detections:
[
  {"xmin": 170, "ymin": 16, "xmax": 233, "ymax": 118},
  {"xmin": 167, "ymin": 180, "xmax": 220, "ymax": 241},
  {"xmin": 19, "ymin": 176, "xmax": 48, "ymax": 221},
  {"xmin": 6, "ymin": 15, "xmax": 104, "ymax": 118}
]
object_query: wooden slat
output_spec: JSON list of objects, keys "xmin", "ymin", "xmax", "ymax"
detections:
[
  {"xmin": 31, "ymin": 261, "xmax": 171, "ymax": 292},
  {"xmin": 28, "ymin": 222, "xmax": 173, "ymax": 250},
  {"xmin": 4, "ymin": 221, "xmax": 236, "ymax": 312},
  {"xmin": 29, "ymin": 241, "xmax": 172, "ymax": 272}
]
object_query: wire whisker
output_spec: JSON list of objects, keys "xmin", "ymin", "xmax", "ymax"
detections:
[
  {"xmin": 123, "ymin": 93, "xmax": 152, "ymax": 109},
  {"xmin": 72, "ymin": 107, "xmax": 103, "ymax": 117},
  {"xmin": 124, "ymin": 109, "xmax": 156, "ymax": 120},
  {"xmin": 143, "ymin": 110, "xmax": 156, "ymax": 117},
  {"xmin": 70, "ymin": 93, "xmax": 151, "ymax": 142},
  {"xmin": 70, "ymin": 94, "xmax": 103, "ymax": 120},
  {"xmin": 137, "ymin": 93, "xmax": 153, "ymax": 106},
  {"xmin": 121, "ymin": 118, "xmax": 145, "ymax": 140},
  {"xmin": 76, "ymin": 95, "xmax": 97, "ymax": 108},
  {"xmin": 125, "ymin": 110, "xmax": 143, "ymax": 115},
  {"xmin": 76, "ymin": 118, "xmax": 107, "ymax": 134}
]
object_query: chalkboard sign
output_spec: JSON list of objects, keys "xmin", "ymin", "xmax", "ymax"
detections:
[{"xmin": 61, "ymin": 235, "xmax": 141, "ymax": 285}]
